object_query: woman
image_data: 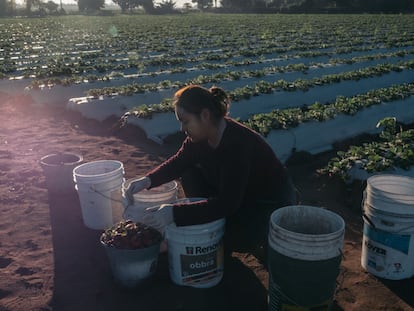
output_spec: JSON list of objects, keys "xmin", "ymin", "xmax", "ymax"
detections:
[{"xmin": 125, "ymin": 84, "xmax": 297, "ymax": 262}]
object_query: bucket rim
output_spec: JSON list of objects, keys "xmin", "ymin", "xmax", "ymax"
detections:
[
  {"xmin": 364, "ymin": 202, "xmax": 414, "ymax": 218},
  {"xmin": 366, "ymin": 191, "xmax": 414, "ymax": 204},
  {"xmin": 100, "ymin": 238, "xmax": 161, "ymax": 252},
  {"xmin": 166, "ymin": 218, "xmax": 225, "ymax": 235},
  {"xmin": 40, "ymin": 152, "xmax": 83, "ymax": 166},
  {"xmin": 367, "ymin": 174, "xmax": 414, "ymax": 197},
  {"xmin": 268, "ymin": 205, "xmax": 345, "ymax": 260},
  {"xmin": 127, "ymin": 180, "xmax": 178, "ymax": 199},
  {"xmin": 73, "ymin": 160, "xmax": 124, "ymax": 178},
  {"xmin": 270, "ymin": 205, "xmax": 345, "ymax": 238}
]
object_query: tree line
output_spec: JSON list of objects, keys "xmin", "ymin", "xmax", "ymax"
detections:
[{"xmin": 1, "ymin": 0, "xmax": 413, "ymax": 16}]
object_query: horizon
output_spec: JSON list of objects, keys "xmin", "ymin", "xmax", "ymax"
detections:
[{"xmin": 15, "ymin": 0, "xmax": 191, "ymax": 7}]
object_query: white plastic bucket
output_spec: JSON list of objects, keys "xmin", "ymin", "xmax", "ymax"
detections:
[
  {"xmin": 122, "ymin": 179, "xmax": 178, "ymax": 222},
  {"xmin": 165, "ymin": 212, "xmax": 225, "ymax": 288},
  {"xmin": 40, "ymin": 153, "xmax": 83, "ymax": 193},
  {"xmin": 361, "ymin": 174, "xmax": 414, "ymax": 280},
  {"xmin": 364, "ymin": 174, "xmax": 414, "ymax": 214},
  {"xmin": 268, "ymin": 205, "xmax": 345, "ymax": 311},
  {"xmin": 73, "ymin": 160, "xmax": 125, "ymax": 230},
  {"xmin": 102, "ymin": 242, "xmax": 160, "ymax": 288}
]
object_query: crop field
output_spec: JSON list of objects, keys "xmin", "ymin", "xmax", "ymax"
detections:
[{"xmin": 1, "ymin": 13, "xmax": 414, "ymax": 180}]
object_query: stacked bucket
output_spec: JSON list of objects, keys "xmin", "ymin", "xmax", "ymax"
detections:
[
  {"xmin": 267, "ymin": 205, "xmax": 345, "ymax": 310},
  {"xmin": 40, "ymin": 152, "xmax": 83, "ymax": 193},
  {"xmin": 72, "ymin": 160, "xmax": 125, "ymax": 230},
  {"xmin": 40, "ymin": 153, "xmax": 414, "ymax": 307},
  {"xmin": 361, "ymin": 174, "xmax": 414, "ymax": 280},
  {"xmin": 40, "ymin": 156, "xmax": 226, "ymax": 288}
]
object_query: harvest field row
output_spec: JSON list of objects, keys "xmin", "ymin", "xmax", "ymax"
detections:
[
  {"xmin": 2, "ymin": 15, "xmax": 414, "ymax": 80},
  {"xmin": 2, "ymin": 13, "xmax": 414, "ymax": 179}
]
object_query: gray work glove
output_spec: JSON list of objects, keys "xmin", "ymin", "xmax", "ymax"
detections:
[
  {"xmin": 142, "ymin": 203, "xmax": 174, "ymax": 235},
  {"xmin": 124, "ymin": 176, "xmax": 151, "ymax": 205}
]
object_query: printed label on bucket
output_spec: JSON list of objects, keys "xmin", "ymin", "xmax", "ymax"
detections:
[
  {"xmin": 363, "ymin": 237, "xmax": 408, "ymax": 276},
  {"xmin": 179, "ymin": 240, "xmax": 224, "ymax": 286},
  {"xmin": 364, "ymin": 224, "xmax": 411, "ymax": 255},
  {"xmin": 362, "ymin": 224, "xmax": 413, "ymax": 278}
]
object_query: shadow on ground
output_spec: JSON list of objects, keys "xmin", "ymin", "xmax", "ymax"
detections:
[
  {"xmin": 47, "ymin": 189, "xmax": 269, "ymax": 311},
  {"xmin": 381, "ymin": 278, "xmax": 414, "ymax": 308}
]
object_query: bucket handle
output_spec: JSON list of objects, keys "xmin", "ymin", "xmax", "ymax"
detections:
[
  {"xmin": 122, "ymin": 197, "xmax": 193, "ymax": 221},
  {"xmin": 90, "ymin": 185, "xmax": 124, "ymax": 204},
  {"xmin": 270, "ymin": 272, "xmax": 336, "ymax": 309},
  {"xmin": 362, "ymin": 190, "xmax": 377, "ymax": 229},
  {"xmin": 362, "ymin": 212, "xmax": 414, "ymax": 233},
  {"xmin": 362, "ymin": 213, "xmax": 376, "ymax": 229},
  {"xmin": 361, "ymin": 189, "xmax": 367, "ymax": 211},
  {"xmin": 269, "ymin": 274, "xmax": 305, "ymax": 308},
  {"xmin": 339, "ymin": 248, "xmax": 345, "ymax": 260}
]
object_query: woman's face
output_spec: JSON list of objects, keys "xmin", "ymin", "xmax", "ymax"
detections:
[{"xmin": 175, "ymin": 106, "xmax": 209, "ymax": 142}]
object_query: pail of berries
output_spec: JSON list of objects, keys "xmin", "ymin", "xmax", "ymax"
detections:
[{"xmin": 100, "ymin": 220, "xmax": 162, "ymax": 287}]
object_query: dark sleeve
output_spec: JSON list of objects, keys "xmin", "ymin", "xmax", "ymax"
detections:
[
  {"xmin": 173, "ymin": 143, "xmax": 251, "ymax": 226},
  {"xmin": 145, "ymin": 137, "xmax": 195, "ymax": 189}
]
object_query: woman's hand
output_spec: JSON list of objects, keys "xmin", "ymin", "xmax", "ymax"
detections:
[
  {"xmin": 124, "ymin": 176, "xmax": 151, "ymax": 205},
  {"xmin": 142, "ymin": 204, "xmax": 174, "ymax": 235}
]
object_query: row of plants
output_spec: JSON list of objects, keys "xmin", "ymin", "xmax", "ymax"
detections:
[
  {"xmin": 5, "ymin": 39, "xmax": 414, "ymax": 81},
  {"xmin": 4, "ymin": 15, "xmax": 413, "ymax": 60},
  {"xmin": 101, "ymin": 59, "xmax": 414, "ymax": 119},
  {"xmin": 4, "ymin": 29, "xmax": 411, "ymax": 79},
  {"xmin": 318, "ymin": 117, "xmax": 414, "ymax": 181},
  {"xmin": 3, "ymin": 16, "xmax": 414, "ymax": 184},
  {"xmin": 2, "ymin": 15, "xmax": 414, "ymax": 80},
  {"xmin": 5, "ymin": 37, "xmax": 409, "ymax": 81},
  {"xmin": 228, "ymin": 60, "xmax": 414, "ymax": 100},
  {"xmin": 23, "ymin": 47, "xmax": 414, "ymax": 89},
  {"xmin": 242, "ymin": 83, "xmax": 414, "ymax": 136}
]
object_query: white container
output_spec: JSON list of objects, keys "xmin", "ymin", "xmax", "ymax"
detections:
[
  {"xmin": 361, "ymin": 174, "xmax": 414, "ymax": 280},
  {"xmin": 165, "ymin": 214, "xmax": 225, "ymax": 288},
  {"xmin": 101, "ymin": 242, "xmax": 160, "ymax": 288},
  {"xmin": 73, "ymin": 160, "xmax": 124, "ymax": 230},
  {"xmin": 122, "ymin": 179, "xmax": 178, "ymax": 222},
  {"xmin": 40, "ymin": 152, "xmax": 83, "ymax": 193},
  {"xmin": 268, "ymin": 205, "xmax": 345, "ymax": 260},
  {"xmin": 364, "ymin": 174, "xmax": 414, "ymax": 213},
  {"xmin": 268, "ymin": 205, "xmax": 345, "ymax": 310}
]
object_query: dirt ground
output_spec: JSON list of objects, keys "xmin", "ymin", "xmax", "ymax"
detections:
[{"xmin": 0, "ymin": 91, "xmax": 413, "ymax": 311}]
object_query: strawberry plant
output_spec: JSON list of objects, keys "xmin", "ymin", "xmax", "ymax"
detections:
[
  {"xmin": 318, "ymin": 117, "xmax": 414, "ymax": 181},
  {"xmin": 243, "ymin": 83, "xmax": 414, "ymax": 136},
  {"xmin": 100, "ymin": 220, "xmax": 162, "ymax": 250}
]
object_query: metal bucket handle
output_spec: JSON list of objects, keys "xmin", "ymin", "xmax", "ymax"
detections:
[
  {"xmin": 362, "ymin": 190, "xmax": 414, "ymax": 233},
  {"xmin": 122, "ymin": 197, "xmax": 193, "ymax": 221}
]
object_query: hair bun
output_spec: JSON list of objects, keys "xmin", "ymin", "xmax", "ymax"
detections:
[
  {"xmin": 209, "ymin": 86, "xmax": 230, "ymax": 116},
  {"xmin": 210, "ymin": 86, "xmax": 225, "ymax": 99}
]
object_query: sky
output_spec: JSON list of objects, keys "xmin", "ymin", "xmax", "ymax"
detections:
[{"xmin": 112, "ymin": 0, "xmax": 190, "ymax": 6}]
